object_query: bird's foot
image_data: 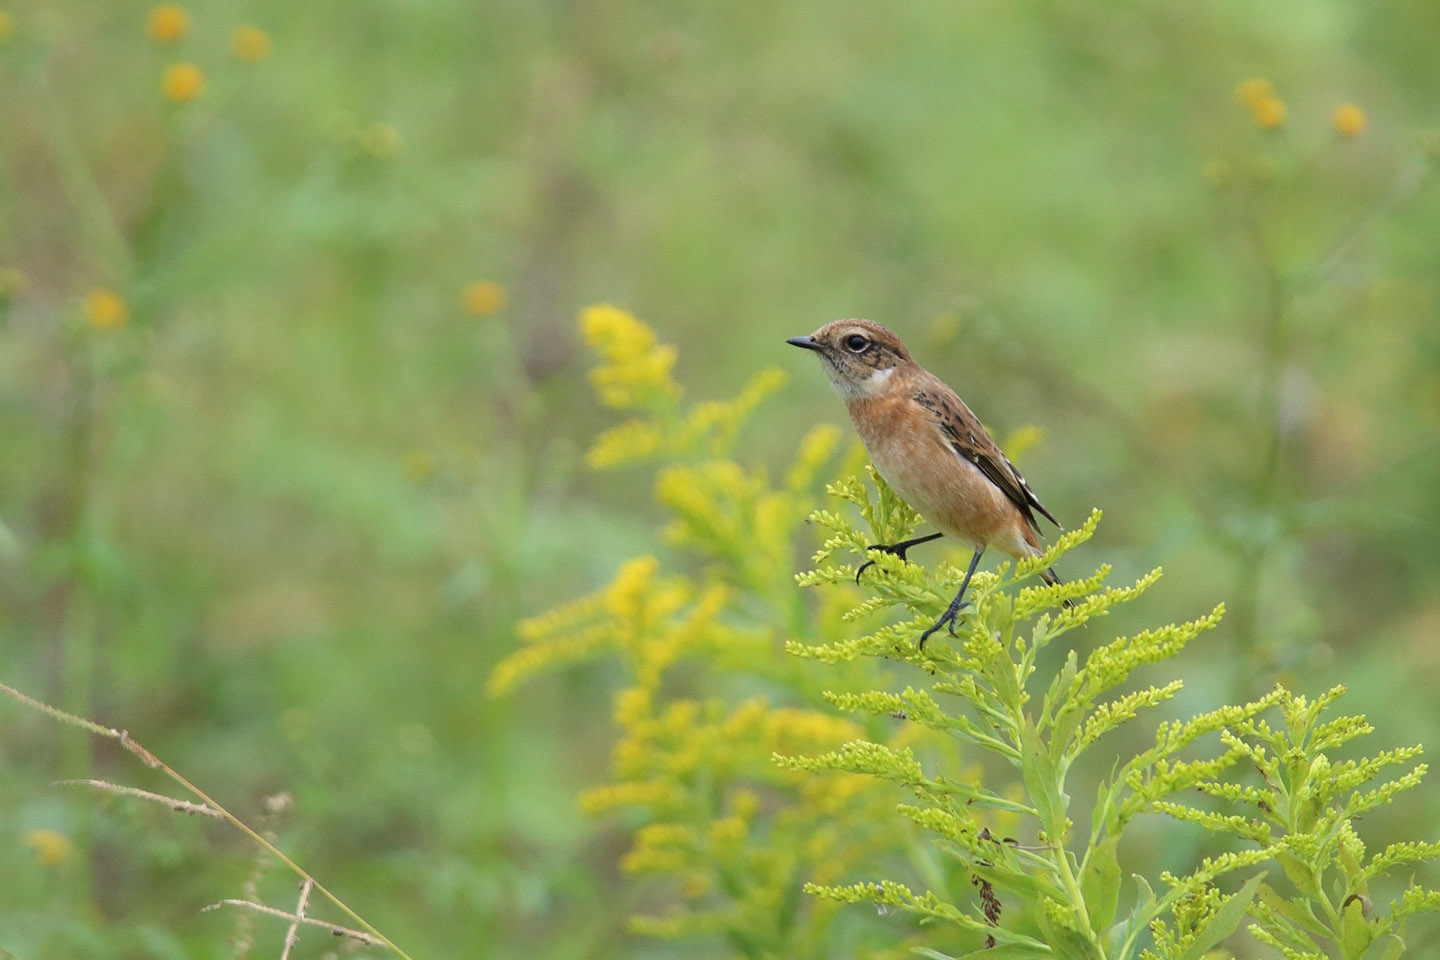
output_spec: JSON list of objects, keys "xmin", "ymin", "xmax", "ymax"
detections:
[
  {"xmin": 854, "ymin": 532, "xmax": 944, "ymax": 584},
  {"xmin": 917, "ymin": 596, "xmax": 972, "ymax": 650},
  {"xmin": 855, "ymin": 543, "xmax": 907, "ymax": 584}
]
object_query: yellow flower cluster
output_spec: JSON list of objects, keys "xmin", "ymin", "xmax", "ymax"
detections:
[
  {"xmin": 1235, "ymin": 77, "xmax": 1286, "ymax": 130},
  {"xmin": 143, "ymin": 7, "xmax": 272, "ymax": 102},
  {"xmin": 580, "ymin": 304, "xmax": 681, "ymax": 409},
  {"xmin": 490, "ymin": 307, "xmax": 917, "ymax": 952},
  {"xmin": 577, "ymin": 308, "xmax": 802, "ymax": 470}
]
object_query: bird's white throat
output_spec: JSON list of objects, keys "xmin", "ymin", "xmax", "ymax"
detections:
[{"xmin": 826, "ymin": 363, "xmax": 896, "ymax": 399}]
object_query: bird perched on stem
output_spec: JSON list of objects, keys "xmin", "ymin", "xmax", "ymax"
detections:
[{"xmin": 787, "ymin": 319, "xmax": 1064, "ymax": 647}]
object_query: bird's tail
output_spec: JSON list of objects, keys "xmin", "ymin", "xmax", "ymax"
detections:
[{"xmin": 1039, "ymin": 566, "xmax": 1077, "ymax": 609}]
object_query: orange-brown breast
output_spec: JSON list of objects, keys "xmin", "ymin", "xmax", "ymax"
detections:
[{"xmin": 845, "ymin": 391, "xmax": 1038, "ymax": 558}]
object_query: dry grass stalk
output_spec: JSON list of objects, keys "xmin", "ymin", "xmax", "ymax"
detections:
[
  {"xmin": 280, "ymin": 880, "xmax": 314, "ymax": 960},
  {"xmin": 56, "ymin": 779, "xmax": 224, "ymax": 818},
  {"xmin": 202, "ymin": 899, "xmax": 382, "ymax": 947},
  {"xmin": 0, "ymin": 680, "xmax": 411, "ymax": 960}
]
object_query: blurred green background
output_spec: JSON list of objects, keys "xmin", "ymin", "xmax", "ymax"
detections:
[{"xmin": 2, "ymin": 0, "xmax": 1438, "ymax": 956}]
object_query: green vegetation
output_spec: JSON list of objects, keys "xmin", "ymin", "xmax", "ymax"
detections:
[{"xmin": 2, "ymin": 1, "xmax": 1439, "ymax": 957}]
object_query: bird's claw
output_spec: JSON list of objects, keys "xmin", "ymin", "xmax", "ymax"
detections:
[
  {"xmin": 855, "ymin": 543, "xmax": 904, "ymax": 584},
  {"xmin": 917, "ymin": 601, "xmax": 971, "ymax": 651}
]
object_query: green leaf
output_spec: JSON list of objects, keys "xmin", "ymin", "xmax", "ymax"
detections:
[
  {"xmin": 1256, "ymin": 882, "xmax": 1329, "ymax": 938},
  {"xmin": 1341, "ymin": 895, "xmax": 1375, "ymax": 959},
  {"xmin": 1035, "ymin": 906, "xmax": 1102, "ymax": 960},
  {"xmin": 969, "ymin": 857, "xmax": 1067, "ymax": 904},
  {"xmin": 943, "ymin": 945, "xmax": 1054, "ymax": 960},
  {"xmin": 1020, "ymin": 718, "xmax": 1066, "ymax": 836},
  {"xmin": 1042, "ymin": 650, "xmax": 1079, "ymax": 724},
  {"xmin": 1278, "ymin": 850, "xmax": 1321, "ymax": 896},
  {"xmin": 1083, "ymin": 836, "xmax": 1122, "ymax": 933},
  {"xmin": 1361, "ymin": 934, "xmax": 1405, "ymax": 960},
  {"xmin": 1176, "ymin": 872, "xmax": 1266, "ymax": 960},
  {"xmin": 1108, "ymin": 875, "xmax": 1159, "ymax": 959}
]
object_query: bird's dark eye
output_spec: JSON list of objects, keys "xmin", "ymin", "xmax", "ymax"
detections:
[{"xmin": 844, "ymin": 334, "xmax": 869, "ymax": 353}]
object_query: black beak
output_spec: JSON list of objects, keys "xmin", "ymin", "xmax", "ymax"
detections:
[{"xmin": 786, "ymin": 336, "xmax": 821, "ymax": 351}]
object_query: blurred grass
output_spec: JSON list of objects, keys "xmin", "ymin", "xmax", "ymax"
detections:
[{"xmin": 1, "ymin": 0, "xmax": 1438, "ymax": 957}]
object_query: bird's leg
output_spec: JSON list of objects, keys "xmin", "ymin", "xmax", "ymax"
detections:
[
  {"xmin": 919, "ymin": 547, "xmax": 985, "ymax": 650},
  {"xmin": 854, "ymin": 532, "xmax": 944, "ymax": 583}
]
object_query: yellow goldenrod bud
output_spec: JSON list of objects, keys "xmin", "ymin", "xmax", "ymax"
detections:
[
  {"xmin": 1250, "ymin": 96, "xmax": 1286, "ymax": 130},
  {"xmin": 146, "ymin": 4, "xmax": 188, "ymax": 44},
  {"xmin": 460, "ymin": 280, "xmax": 506, "ymax": 316},
  {"xmin": 23, "ymin": 828, "xmax": 74, "ymax": 868},
  {"xmin": 0, "ymin": 11, "xmax": 14, "ymax": 44},
  {"xmin": 1234, "ymin": 77, "xmax": 1273, "ymax": 109},
  {"xmin": 161, "ymin": 62, "xmax": 204, "ymax": 102},
  {"xmin": 1332, "ymin": 102, "xmax": 1366, "ymax": 139},
  {"xmin": 84, "ymin": 287, "xmax": 128, "ymax": 331},
  {"xmin": 231, "ymin": 24, "xmax": 271, "ymax": 62}
]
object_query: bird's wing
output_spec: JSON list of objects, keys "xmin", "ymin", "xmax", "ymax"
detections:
[{"xmin": 913, "ymin": 386, "xmax": 1061, "ymax": 533}]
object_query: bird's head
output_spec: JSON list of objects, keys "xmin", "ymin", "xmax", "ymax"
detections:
[{"xmin": 786, "ymin": 319, "xmax": 916, "ymax": 399}]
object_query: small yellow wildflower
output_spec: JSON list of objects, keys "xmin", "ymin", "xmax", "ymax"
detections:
[
  {"xmin": 360, "ymin": 122, "xmax": 402, "ymax": 159},
  {"xmin": 146, "ymin": 4, "xmax": 189, "ymax": 43},
  {"xmin": 161, "ymin": 62, "xmax": 205, "ymax": 103},
  {"xmin": 1250, "ymin": 96, "xmax": 1286, "ymax": 130},
  {"xmin": 1234, "ymin": 77, "xmax": 1273, "ymax": 109},
  {"xmin": 460, "ymin": 280, "xmax": 506, "ymax": 316},
  {"xmin": 84, "ymin": 287, "xmax": 128, "ymax": 331},
  {"xmin": 231, "ymin": 25, "xmax": 271, "ymax": 63},
  {"xmin": 23, "ymin": 828, "xmax": 74, "ymax": 868},
  {"xmin": 1332, "ymin": 103, "xmax": 1366, "ymax": 139},
  {"xmin": 0, "ymin": 266, "xmax": 25, "ymax": 301},
  {"xmin": 0, "ymin": 11, "xmax": 13, "ymax": 44}
]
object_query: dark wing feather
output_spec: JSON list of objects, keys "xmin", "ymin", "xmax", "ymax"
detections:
[{"xmin": 913, "ymin": 387, "xmax": 1061, "ymax": 533}]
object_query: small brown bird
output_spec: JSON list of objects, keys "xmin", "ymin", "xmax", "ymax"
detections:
[{"xmin": 788, "ymin": 319, "xmax": 1064, "ymax": 646}]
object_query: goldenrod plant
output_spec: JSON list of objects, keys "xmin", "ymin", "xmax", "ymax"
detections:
[{"xmin": 494, "ymin": 308, "xmax": 1440, "ymax": 959}]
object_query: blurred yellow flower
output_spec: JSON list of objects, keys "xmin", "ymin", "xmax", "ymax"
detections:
[
  {"xmin": 23, "ymin": 828, "xmax": 73, "ymax": 868},
  {"xmin": 161, "ymin": 62, "xmax": 204, "ymax": 102},
  {"xmin": 83, "ymin": 288, "xmax": 128, "ymax": 331},
  {"xmin": 360, "ymin": 122, "xmax": 402, "ymax": 159},
  {"xmin": 1234, "ymin": 77, "xmax": 1273, "ymax": 109},
  {"xmin": 581, "ymin": 304, "xmax": 681, "ymax": 408},
  {"xmin": 1251, "ymin": 96, "xmax": 1286, "ymax": 130},
  {"xmin": 1332, "ymin": 103, "xmax": 1366, "ymax": 139},
  {"xmin": 146, "ymin": 4, "xmax": 188, "ymax": 44},
  {"xmin": 461, "ymin": 280, "xmax": 506, "ymax": 316},
  {"xmin": 231, "ymin": 24, "xmax": 271, "ymax": 62},
  {"xmin": 0, "ymin": 266, "xmax": 25, "ymax": 300},
  {"xmin": 0, "ymin": 11, "xmax": 14, "ymax": 44}
]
